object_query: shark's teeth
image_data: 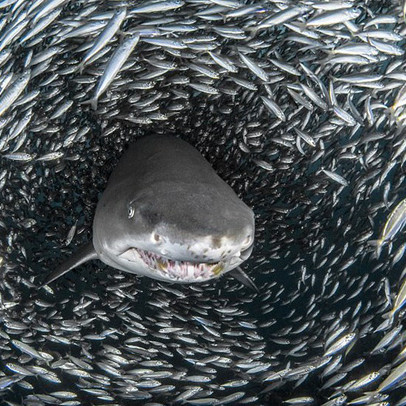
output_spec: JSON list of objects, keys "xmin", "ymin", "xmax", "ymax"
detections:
[{"xmin": 135, "ymin": 248, "xmax": 224, "ymax": 281}]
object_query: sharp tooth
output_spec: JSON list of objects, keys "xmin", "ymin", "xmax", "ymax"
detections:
[
  {"xmin": 135, "ymin": 250, "xmax": 217, "ymax": 281},
  {"xmin": 211, "ymin": 263, "xmax": 224, "ymax": 276},
  {"xmin": 118, "ymin": 248, "xmax": 138, "ymax": 262}
]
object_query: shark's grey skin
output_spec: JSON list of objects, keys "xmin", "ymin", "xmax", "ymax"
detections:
[{"xmin": 44, "ymin": 135, "xmax": 255, "ymax": 286}]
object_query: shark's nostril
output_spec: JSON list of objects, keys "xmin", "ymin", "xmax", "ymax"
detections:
[{"xmin": 211, "ymin": 237, "xmax": 222, "ymax": 249}]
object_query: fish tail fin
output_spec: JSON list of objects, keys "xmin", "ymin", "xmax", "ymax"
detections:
[
  {"xmin": 295, "ymin": 21, "xmax": 308, "ymax": 32},
  {"xmin": 245, "ymin": 26, "xmax": 258, "ymax": 35},
  {"xmin": 41, "ymin": 242, "xmax": 98, "ymax": 287},
  {"xmin": 382, "ymin": 309, "xmax": 395, "ymax": 320},
  {"xmin": 229, "ymin": 267, "xmax": 259, "ymax": 293},
  {"xmin": 76, "ymin": 61, "xmax": 85, "ymax": 75},
  {"xmin": 319, "ymin": 56, "xmax": 331, "ymax": 68},
  {"xmin": 368, "ymin": 239, "xmax": 383, "ymax": 258},
  {"xmin": 318, "ymin": 46, "xmax": 338, "ymax": 68},
  {"xmin": 81, "ymin": 97, "xmax": 98, "ymax": 111},
  {"xmin": 388, "ymin": 98, "xmax": 400, "ymax": 120},
  {"xmin": 375, "ymin": 317, "xmax": 392, "ymax": 333}
]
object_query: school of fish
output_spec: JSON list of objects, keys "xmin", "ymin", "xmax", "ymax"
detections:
[{"xmin": 1, "ymin": 0, "xmax": 406, "ymax": 404}]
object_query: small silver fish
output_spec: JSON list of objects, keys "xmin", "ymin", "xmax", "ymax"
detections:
[
  {"xmin": 78, "ymin": 8, "xmax": 127, "ymax": 72},
  {"xmin": 84, "ymin": 33, "xmax": 140, "ymax": 110},
  {"xmin": 130, "ymin": 0, "xmax": 184, "ymax": 14},
  {"xmin": 373, "ymin": 198, "xmax": 406, "ymax": 257},
  {"xmin": 0, "ymin": 70, "xmax": 30, "ymax": 117},
  {"xmin": 324, "ymin": 332, "xmax": 357, "ymax": 357},
  {"xmin": 306, "ymin": 8, "xmax": 361, "ymax": 27}
]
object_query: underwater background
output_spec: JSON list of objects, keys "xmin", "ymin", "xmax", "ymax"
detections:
[{"xmin": 1, "ymin": 0, "xmax": 406, "ymax": 405}]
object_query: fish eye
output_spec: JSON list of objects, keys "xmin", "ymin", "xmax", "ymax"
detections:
[{"xmin": 128, "ymin": 206, "xmax": 135, "ymax": 219}]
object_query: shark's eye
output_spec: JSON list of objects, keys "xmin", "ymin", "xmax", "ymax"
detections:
[
  {"xmin": 128, "ymin": 206, "xmax": 135, "ymax": 219},
  {"xmin": 243, "ymin": 235, "xmax": 252, "ymax": 248}
]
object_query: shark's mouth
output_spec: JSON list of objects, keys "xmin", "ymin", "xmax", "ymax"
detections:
[{"xmin": 120, "ymin": 247, "xmax": 225, "ymax": 281}]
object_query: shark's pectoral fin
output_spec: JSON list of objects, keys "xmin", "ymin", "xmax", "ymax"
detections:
[
  {"xmin": 41, "ymin": 242, "xmax": 98, "ymax": 287},
  {"xmin": 229, "ymin": 266, "xmax": 259, "ymax": 293}
]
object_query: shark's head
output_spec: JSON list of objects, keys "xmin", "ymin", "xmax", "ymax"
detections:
[{"xmin": 93, "ymin": 180, "xmax": 255, "ymax": 283}]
